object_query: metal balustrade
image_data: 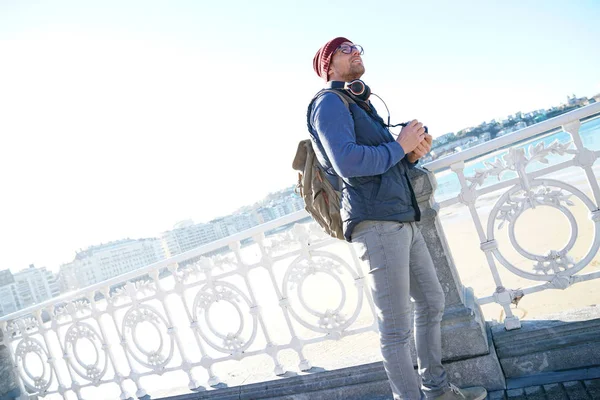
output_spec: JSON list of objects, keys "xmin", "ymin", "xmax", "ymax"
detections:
[
  {"xmin": 425, "ymin": 102, "xmax": 600, "ymax": 330},
  {"xmin": 1, "ymin": 103, "xmax": 599, "ymax": 399},
  {"xmin": 1, "ymin": 213, "xmax": 370, "ymax": 399}
]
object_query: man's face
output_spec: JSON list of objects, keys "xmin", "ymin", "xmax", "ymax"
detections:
[{"xmin": 328, "ymin": 42, "xmax": 365, "ymax": 82}]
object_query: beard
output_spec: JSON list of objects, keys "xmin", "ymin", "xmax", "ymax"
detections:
[{"xmin": 342, "ymin": 63, "xmax": 365, "ymax": 82}]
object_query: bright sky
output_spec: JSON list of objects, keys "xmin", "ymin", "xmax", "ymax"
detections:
[{"xmin": 1, "ymin": 1, "xmax": 599, "ymax": 273}]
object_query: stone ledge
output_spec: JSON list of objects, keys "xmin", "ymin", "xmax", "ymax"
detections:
[
  {"xmin": 488, "ymin": 374, "xmax": 600, "ymax": 399},
  {"xmin": 493, "ymin": 320, "xmax": 600, "ymax": 358},
  {"xmin": 159, "ymin": 362, "xmax": 392, "ymax": 400},
  {"xmin": 492, "ymin": 319, "xmax": 600, "ymax": 349},
  {"xmin": 158, "ymin": 324, "xmax": 504, "ymax": 400},
  {"xmin": 491, "ymin": 317, "xmax": 600, "ymax": 378},
  {"xmin": 505, "ymin": 366, "xmax": 600, "ymax": 390}
]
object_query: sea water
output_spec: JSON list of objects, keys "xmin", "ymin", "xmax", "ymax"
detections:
[{"xmin": 432, "ymin": 117, "xmax": 600, "ymax": 203}]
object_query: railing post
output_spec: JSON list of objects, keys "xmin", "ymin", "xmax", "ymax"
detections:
[
  {"xmin": 0, "ymin": 330, "xmax": 21, "ymax": 400},
  {"xmin": 409, "ymin": 167, "xmax": 506, "ymax": 390}
]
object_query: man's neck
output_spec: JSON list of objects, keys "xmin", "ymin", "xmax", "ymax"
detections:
[
  {"xmin": 326, "ymin": 81, "xmax": 372, "ymax": 113},
  {"xmin": 326, "ymin": 81, "xmax": 345, "ymax": 89}
]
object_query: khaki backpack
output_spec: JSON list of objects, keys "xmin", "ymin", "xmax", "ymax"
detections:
[{"xmin": 292, "ymin": 89, "xmax": 354, "ymax": 240}]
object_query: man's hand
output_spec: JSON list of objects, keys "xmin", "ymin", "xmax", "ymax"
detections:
[
  {"xmin": 406, "ymin": 133, "xmax": 432, "ymax": 163},
  {"xmin": 396, "ymin": 119, "xmax": 425, "ymax": 154}
]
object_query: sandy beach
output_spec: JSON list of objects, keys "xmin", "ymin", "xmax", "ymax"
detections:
[{"xmin": 438, "ymin": 163, "xmax": 600, "ymax": 322}]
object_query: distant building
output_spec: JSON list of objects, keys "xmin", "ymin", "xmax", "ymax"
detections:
[
  {"xmin": 0, "ymin": 265, "xmax": 60, "ymax": 315},
  {"xmin": 210, "ymin": 217, "xmax": 237, "ymax": 239},
  {"xmin": 257, "ymin": 207, "xmax": 275, "ymax": 224},
  {"xmin": 0, "ymin": 270, "xmax": 20, "ymax": 316},
  {"xmin": 161, "ymin": 208, "xmax": 296, "ymax": 258},
  {"xmin": 152, "ymin": 239, "xmax": 167, "ymax": 261},
  {"xmin": 430, "ymin": 136, "xmax": 473, "ymax": 155},
  {"xmin": 0, "ymin": 269, "xmax": 14, "ymax": 286},
  {"xmin": 456, "ymin": 127, "xmax": 473, "ymax": 137},
  {"xmin": 567, "ymin": 94, "xmax": 587, "ymax": 107},
  {"xmin": 13, "ymin": 264, "xmax": 59, "ymax": 309},
  {"xmin": 0, "ymin": 284, "xmax": 21, "ymax": 316},
  {"xmin": 479, "ymin": 132, "xmax": 492, "ymax": 142},
  {"xmin": 273, "ymin": 204, "xmax": 287, "ymax": 218},
  {"xmin": 161, "ymin": 220, "xmax": 220, "ymax": 257},
  {"xmin": 256, "ymin": 193, "xmax": 304, "ymax": 224},
  {"xmin": 286, "ymin": 194, "xmax": 304, "ymax": 213},
  {"xmin": 432, "ymin": 132, "xmax": 456, "ymax": 147},
  {"xmin": 497, "ymin": 121, "xmax": 526, "ymax": 137},
  {"xmin": 59, "ymin": 238, "xmax": 165, "ymax": 291},
  {"xmin": 225, "ymin": 213, "xmax": 259, "ymax": 233},
  {"xmin": 514, "ymin": 121, "xmax": 527, "ymax": 130}
]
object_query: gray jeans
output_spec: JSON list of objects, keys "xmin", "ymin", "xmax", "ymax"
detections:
[{"xmin": 352, "ymin": 220, "xmax": 448, "ymax": 400}]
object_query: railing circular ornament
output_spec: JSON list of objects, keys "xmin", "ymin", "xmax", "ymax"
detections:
[
  {"xmin": 15, "ymin": 337, "xmax": 52, "ymax": 393},
  {"xmin": 64, "ymin": 322, "xmax": 107, "ymax": 383},
  {"xmin": 282, "ymin": 251, "xmax": 364, "ymax": 334},
  {"xmin": 488, "ymin": 178, "xmax": 600, "ymax": 280},
  {"xmin": 192, "ymin": 281, "xmax": 258, "ymax": 354},
  {"xmin": 121, "ymin": 305, "xmax": 174, "ymax": 368}
]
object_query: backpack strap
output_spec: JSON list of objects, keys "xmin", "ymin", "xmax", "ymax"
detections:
[
  {"xmin": 304, "ymin": 89, "xmax": 356, "ymax": 191},
  {"xmin": 315, "ymin": 88, "xmax": 356, "ymax": 109},
  {"xmin": 307, "ymin": 88, "xmax": 355, "ymax": 121},
  {"xmin": 318, "ymin": 89, "xmax": 389, "ymax": 131}
]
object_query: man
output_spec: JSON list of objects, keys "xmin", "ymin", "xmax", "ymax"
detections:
[{"xmin": 307, "ymin": 37, "xmax": 487, "ymax": 400}]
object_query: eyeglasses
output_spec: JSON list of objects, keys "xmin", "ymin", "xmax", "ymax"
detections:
[{"xmin": 337, "ymin": 44, "xmax": 364, "ymax": 55}]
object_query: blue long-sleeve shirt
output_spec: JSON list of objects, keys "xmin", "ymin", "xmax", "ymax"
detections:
[
  {"xmin": 307, "ymin": 81, "xmax": 420, "ymax": 241},
  {"xmin": 310, "ymin": 85, "xmax": 406, "ymax": 178}
]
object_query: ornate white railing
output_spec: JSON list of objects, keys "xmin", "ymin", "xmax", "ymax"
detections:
[
  {"xmin": 0, "ymin": 212, "xmax": 372, "ymax": 399},
  {"xmin": 1, "ymin": 103, "xmax": 599, "ymax": 399},
  {"xmin": 425, "ymin": 102, "xmax": 600, "ymax": 330}
]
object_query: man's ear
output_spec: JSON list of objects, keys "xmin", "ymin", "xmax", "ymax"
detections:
[{"xmin": 327, "ymin": 61, "xmax": 336, "ymax": 79}]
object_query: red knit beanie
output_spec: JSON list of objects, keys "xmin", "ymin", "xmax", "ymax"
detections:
[{"xmin": 313, "ymin": 37, "xmax": 351, "ymax": 81}]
